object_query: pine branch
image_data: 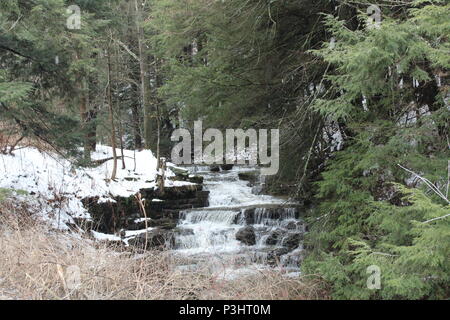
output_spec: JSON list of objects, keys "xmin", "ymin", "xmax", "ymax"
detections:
[{"xmin": 0, "ymin": 44, "xmax": 36, "ymax": 61}]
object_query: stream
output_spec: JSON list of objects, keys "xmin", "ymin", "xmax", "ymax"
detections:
[{"xmin": 172, "ymin": 166, "xmax": 305, "ymax": 279}]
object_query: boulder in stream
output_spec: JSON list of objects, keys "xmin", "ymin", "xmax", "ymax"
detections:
[
  {"xmin": 187, "ymin": 175, "xmax": 204, "ymax": 184},
  {"xmin": 281, "ymin": 232, "xmax": 303, "ymax": 250},
  {"xmin": 266, "ymin": 229, "xmax": 285, "ymax": 245},
  {"xmin": 284, "ymin": 220, "xmax": 304, "ymax": 231},
  {"xmin": 267, "ymin": 247, "xmax": 290, "ymax": 265},
  {"xmin": 174, "ymin": 227, "xmax": 195, "ymax": 236},
  {"xmin": 235, "ymin": 226, "xmax": 256, "ymax": 246},
  {"xmin": 238, "ymin": 171, "xmax": 259, "ymax": 186},
  {"xmin": 210, "ymin": 166, "xmax": 221, "ymax": 172}
]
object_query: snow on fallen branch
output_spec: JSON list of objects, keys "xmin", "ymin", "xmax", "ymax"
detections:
[
  {"xmin": 421, "ymin": 213, "xmax": 450, "ymax": 224},
  {"xmin": 397, "ymin": 164, "xmax": 450, "ymax": 224}
]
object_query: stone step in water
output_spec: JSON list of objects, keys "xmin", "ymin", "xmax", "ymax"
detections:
[{"xmin": 173, "ymin": 167, "xmax": 305, "ymax": 275}]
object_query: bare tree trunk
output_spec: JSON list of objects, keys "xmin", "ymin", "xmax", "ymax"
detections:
[
  {"xmin": 125, "ymin": 1, "xmax": 142, "ymax": 150},
  {"xmin": 155, "ymin": 58, "xmax": 162, "ymax": 170},
  {"xmin": 87, "ymin": 73, "xmax": 99, "ymax": 152},
  {"xmin": 119, "ymin": 119, "xmax": 126, "ymax": 170},
  {"xmin": 134, "ymin": 0, "xmax": 152, "ymax": 150},
  {"xmin": 79, "ymin": 78, "xmax": 91, "ymax": 163},
  {"xmin": 130, "ymin": 99, "xmax": 142, "ymax": 150},
  {"xmin": 156, "ymin": 104, "xmax": 161, "ymax": 169},
  {"xmin": 107, "ymin": 48, "xmax": 118, "ymax": 181},
  {"xmin": 114, "ymin": 43, "xmax": 126, "ymax": 171}
]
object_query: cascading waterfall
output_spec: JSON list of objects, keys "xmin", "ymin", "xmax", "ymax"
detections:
[
  {"xmin": 176, "ymin": 210, "xmax": 242, "ymax": 254},
  {"xmin": 174, "ymin": 167, "xmax": 305, "ymax": 277},
  {"xmin": 251, "ymin": 207, "xmax": 297, "ymax": 225},
  {"xmin": 179, "ymin": 210, "xmax": 241, "ymax": 225}
]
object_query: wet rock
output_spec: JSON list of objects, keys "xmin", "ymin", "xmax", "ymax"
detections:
[
  {"xmin": 255, "ymin": 247, "xmax": 290, "ymax": 266},
  {"xmin": 284, "ymin": 221, "xmax": 305, "ymax": 231},
  {"xmin": 169, "ymin": 176, "xmax": 186, "ymax": 183},
  {"xmin": 148, "ymin": 218, "xmax": 178, "ymax": 230},
  {"xmin": 187, "ymin": 175, "xmax": 204, "ymax": 184},
  {"xmin": 266, "ymin": 229, "xmax": 285, "ymax": 245},
  {"xmin": 241, "ymin": 208, "xmax": 256, "ymax": 224},
  {"xmin": 220, "ymin": 164, "xmax": 234, "ymax": 171},
  {"xmin": 251, "ymin": 185, "xmax": 264, "ymax": 195},
  {"xmin": 238, "ymin": 171, "xmax": 259, "ymax": 186},
  {"xmin": 235, "ymin": 226, "xmax": 256, "ymax": 246},
  {"xmin": 83, "ymin": 184, "xmax": 209, "ymax": 234},
  {"xmin": 285, "ymin": 221, "xmax": 297, "ymax": 230},
  {"xmin": 174, "ymin": 227, "xmax": 195, "ymax": 236},
  {"xmin": 267, "ymin": 247, "xmax": 290, "ymax": 265},
  {"xmin": 282, "ymin": 248, "xmax": 306, "ymax": 267},
  {"xmin": 210, "ymin": 165, "xmax": 220, "ymax": 172},
  {"xmin": 281, "ymin": 233, "xmax": 303, "ymax": 250},
  {"xmin": 128, "ymin": 229, "xmax": 175, "ymax": 249}
]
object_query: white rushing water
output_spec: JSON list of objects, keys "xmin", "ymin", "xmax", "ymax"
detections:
[
  {"xmin": 202, "ymin": 168, "xmax": 287, "ymax": 208},
  {"xmin": 174, "ymin": 166, "xmax": 305, "ymax": 278}
]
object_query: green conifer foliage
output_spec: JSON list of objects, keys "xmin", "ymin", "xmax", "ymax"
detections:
[{"xmin": 303, "ymin": 1, "xmax": 449, "ymax": 299}]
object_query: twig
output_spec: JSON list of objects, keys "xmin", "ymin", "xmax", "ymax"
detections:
[
  {"xmin": 112, "ymin": 38, "xmax": 140, "ymax": 62},
  {"xmin": 422, "ymin": 213, "xmax": 450, "ymax": 224},
  {"xmin": 25, "ymin": 273, "xmax": 61, "ymax": 300},
  {"xmin": 397, "ymin": 164, "xmax": 450, "ymax": 224},
  {"xmin": 135, "ymin": 193, "xmax": 149, "ymax": 251},
  {"xmin": 371, "ymin": 251, "xmax": 398, "ymax": 257},
  {"xmin": 397, "ymin": 164, "xmax": 449, "ymax": 204},
  {"xmin": 92, "ymin": 155, "xmax": 125, "ymax": 165}
]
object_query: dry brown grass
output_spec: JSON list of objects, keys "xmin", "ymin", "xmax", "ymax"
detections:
[{"xmin": 0, "ymin": 201, "xmax": 329, "ymax": 300}]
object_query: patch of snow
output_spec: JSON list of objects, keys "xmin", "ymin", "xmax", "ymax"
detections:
[
  {"xmin": 0, "ymin": 145, "xmax": 192, "ymax": 230},
  {"xmin": 123, "ymin": 227, "xmax": 154, "ymax": 238},
  {"xmin": 91, "ymin": 231, "xmax": 121, "ymax": 242},
  {"xmin": 134, "ymin": 218, "xmax": 152, "ymax": 223},
  {"xmin": 97, "ymin": 197, "xmax": 116, "ymax": 204}
]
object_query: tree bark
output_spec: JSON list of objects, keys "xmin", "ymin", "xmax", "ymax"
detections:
[
  {"xmin": 87, "ymin": 73, "xmax": 99, "ymax": 152},
  {"xmin": 119, "ymin": 117, "xmax": 126, "ymax": 170},
  {"xmin": 134, "ymin": 0, "xmax": 153, "ymax": 150},
  {"xmin": 107, "ymin": 48, "xmax": 118, "ymax": 181},
  {"xmin": 79, "ymin": 77, "xmax": 91, "ymax": 163},
  {"xmin": 130, "ymin": 97, "xmax": 142, "ymax": 150}
]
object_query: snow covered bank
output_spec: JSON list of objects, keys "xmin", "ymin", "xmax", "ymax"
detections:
[{"xmin": 0, "ymin": 145, "xmax": 193, "ymax": 230}]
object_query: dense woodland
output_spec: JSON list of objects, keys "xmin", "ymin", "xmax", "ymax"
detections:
[{"xmin": 0, "ymin": 0, "xmax": 449, "ymax": 299}]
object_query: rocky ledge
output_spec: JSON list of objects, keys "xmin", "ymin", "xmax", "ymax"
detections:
[
  {"xmin": 80, "ymin": 184, "xmax": 209, "ymax": 235},
  {"xmin": 78, "ymin": 165, "xmax": 209, "ymax": 246}
]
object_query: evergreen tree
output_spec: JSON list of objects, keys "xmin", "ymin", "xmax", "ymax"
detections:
[{"xmin": 302, "ymin": 0, "xmax": 449, "ymax": 299}]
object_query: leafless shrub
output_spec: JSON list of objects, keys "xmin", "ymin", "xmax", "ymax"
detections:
[{"xmin": 0, "ymin": 121, "xmax": 53, "ymax": 155}]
